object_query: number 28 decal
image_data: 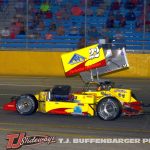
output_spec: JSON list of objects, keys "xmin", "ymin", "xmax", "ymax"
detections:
[{"xmin": 89, "ymin": 47, "xmax": 100, "ymax": 59}]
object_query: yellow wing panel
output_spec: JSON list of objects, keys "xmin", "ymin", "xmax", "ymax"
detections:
[{"xmin": 61, "ymin": 44, "xmax": 106, "ymax": 76}]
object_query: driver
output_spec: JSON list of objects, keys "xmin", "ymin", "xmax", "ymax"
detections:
[
  {"xmin": 97, "ymin": 83, "xmax": 106, "ymax": 91},
  {"xmin": 97, "ymin": 85, "xmax": 102, "ymax": 91}
]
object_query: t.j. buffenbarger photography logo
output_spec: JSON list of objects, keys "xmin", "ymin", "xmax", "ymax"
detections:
[{"xmin": 6, "ymin": 132, "xmax": 56, "ymax": 149}]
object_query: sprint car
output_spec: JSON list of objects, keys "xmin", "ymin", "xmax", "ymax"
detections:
[{"xmin": 3, "ymin": 81, "xmax": 143, "ymax": 121}]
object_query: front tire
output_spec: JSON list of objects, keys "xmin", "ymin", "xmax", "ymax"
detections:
[
  {"xmin": 96, "ymin": 97, "xmax": 122, "ymax": 121},
  {"xmin": 16, "ymin": 94, "xmax": 38, "ymax": 115}
]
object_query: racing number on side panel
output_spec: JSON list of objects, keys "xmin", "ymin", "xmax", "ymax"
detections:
[{"xmin": 89, "ymin": 47, "xmax": 100, "ymax": 59}]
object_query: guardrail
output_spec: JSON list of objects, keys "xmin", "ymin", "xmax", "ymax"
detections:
[{"xmin": 1, "ymin": 39, "xmax": 150, "ymax": 52}]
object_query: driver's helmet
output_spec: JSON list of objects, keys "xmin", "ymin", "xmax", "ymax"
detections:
[
  {"xmin": 97, "ymin": 86, "xmax": 102, "ymax": 91},
  {"xmin": 97, "ymin": 82, "xmax": 107, "ymax": 91},
  {"xmin": 97, "ymin": 83, "xmax": 104, "ymax": 91}
]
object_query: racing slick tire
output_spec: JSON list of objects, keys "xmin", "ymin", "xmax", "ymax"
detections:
[
  {"xmin": 16, "ymin": 94, "xmax": 38, "ymax": 115},
  {"xmin": 96, "ymin": 97, "xmax": 122, "ymax": 121}
]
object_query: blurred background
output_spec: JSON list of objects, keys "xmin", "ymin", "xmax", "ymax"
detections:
[{"xmin": 0, "ymin": 0, "xmax": 150, "ymax": 52}]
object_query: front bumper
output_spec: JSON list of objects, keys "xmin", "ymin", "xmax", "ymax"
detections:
[
  {"xmin": 3, "ymin": 100, "xmax": 17, "ymax": 111},
  {"xmin": 122, "ymin": 101, "xmax": 143, "ymax": 116}
]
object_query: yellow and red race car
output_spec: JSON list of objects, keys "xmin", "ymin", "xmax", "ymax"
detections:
[
  {"xmin": 3, "ymin": 81, "xmax": 143, "ymax": 121},
  {"xmin": 2, "ymin": 45, "xmax": 144, "ymax": 120}
]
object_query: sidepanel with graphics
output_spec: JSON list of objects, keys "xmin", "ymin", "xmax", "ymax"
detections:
[{"xmin": 38, "ymin": 101, "xmax": 94, "ymax": 116}]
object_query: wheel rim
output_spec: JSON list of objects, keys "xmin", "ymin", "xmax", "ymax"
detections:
[
  {"xmin": 17, "ymin": 98, "xmax": 33, "ymax": 114},
  {"xmin": 98, "ymin": 99, "xmax": 118, "ymax": 120}
]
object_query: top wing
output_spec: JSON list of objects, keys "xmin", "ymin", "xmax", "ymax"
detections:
[{"xmin": 61, "ymin": 44, "xmax": 129, "ymax": 82}]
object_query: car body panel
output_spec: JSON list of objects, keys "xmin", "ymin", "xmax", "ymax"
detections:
[{"xmin": 33, "ymin": 82, "xmax": 142, "ymax": 116}]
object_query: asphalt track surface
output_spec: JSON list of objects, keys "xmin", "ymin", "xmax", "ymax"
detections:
[{"xmin": 0, "ymin": 76, "xmax": 150, "ymax": 150}]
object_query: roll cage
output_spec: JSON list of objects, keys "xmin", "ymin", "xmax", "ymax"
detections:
[{"xmin": 83, "ymin": 81, "xmax": 115, "ymax": 92}]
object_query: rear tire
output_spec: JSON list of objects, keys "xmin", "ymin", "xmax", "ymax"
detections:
[
  {"xmin": 96, "ymin": 97, "xmax": 122, "ymax": 121},
  {"xmin": 16, "ymin": 94, "xmax": 38, "ymax": 115}
]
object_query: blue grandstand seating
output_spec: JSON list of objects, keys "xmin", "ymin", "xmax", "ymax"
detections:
[
  {"xmin": 0, "ymin": 0, "xmax": 9, "ymax": 12},
  {"xmin": 0, "ymin": 0, "xmax": 150, "ymax": 51}
]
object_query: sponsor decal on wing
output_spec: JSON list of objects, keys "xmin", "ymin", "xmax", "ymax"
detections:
[{"xmin": 61, "ymin": 44, "xmax": 106, "ymax": 76}]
